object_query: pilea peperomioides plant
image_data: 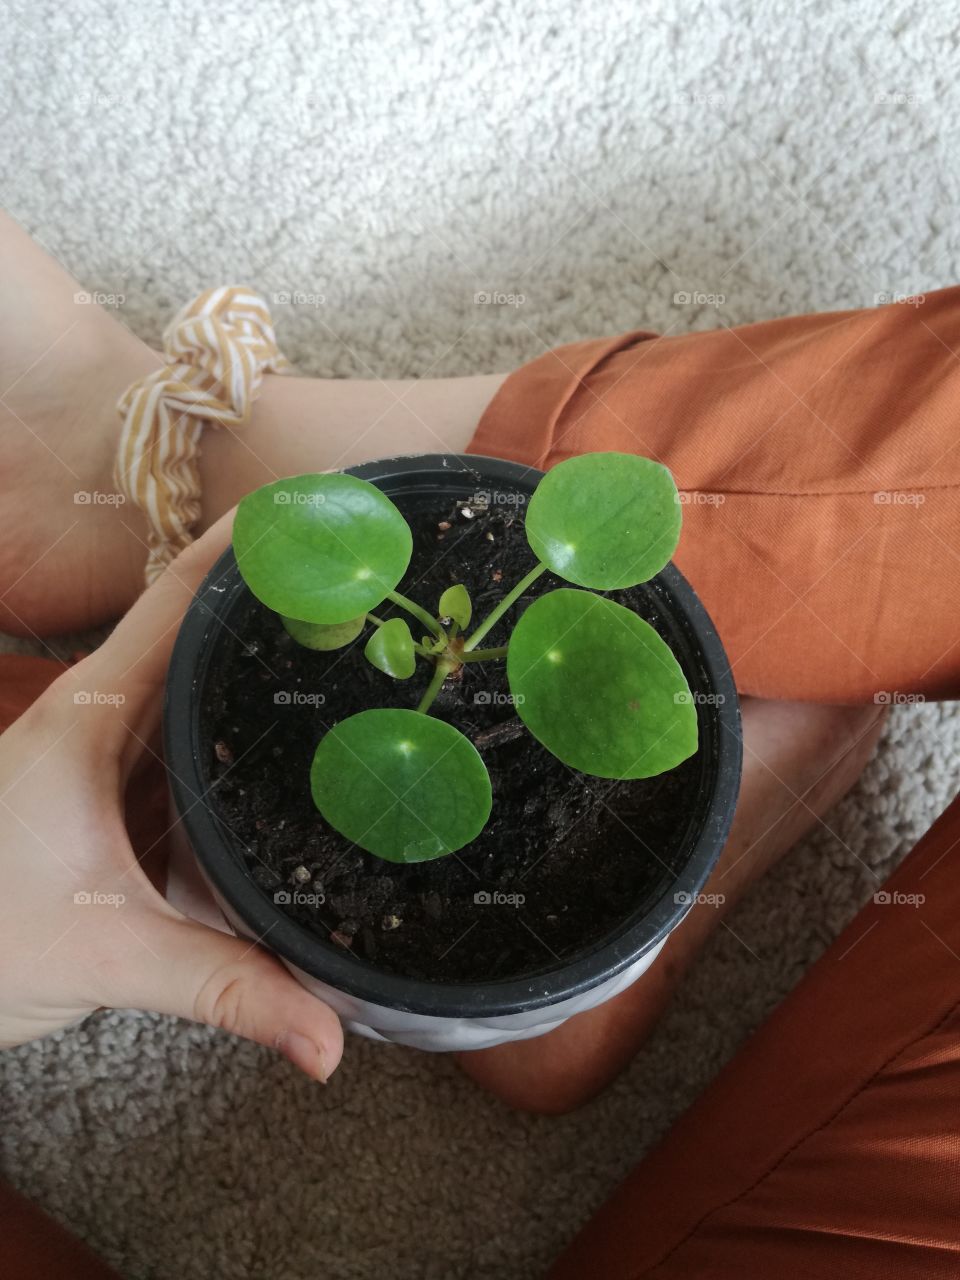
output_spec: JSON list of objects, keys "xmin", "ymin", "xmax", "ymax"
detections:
[{"xmin": 232, "ymin": 452, "xmax": 698, "ymax": 864}]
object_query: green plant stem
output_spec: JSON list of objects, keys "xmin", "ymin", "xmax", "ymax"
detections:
[
  {"xmin": 386, "ymin": 589, "xmax": 444, "ymax": 638},
  {"xmin": 417, "ymin": 658, "xmax": 455, "ymax": 714},
  {"xmin": 462, "ymin": 563, "xmax": 548, "ymax": 651},
  {"xmin": 459, "ymin": 646, "xmax": 508, "ymax": 663}
]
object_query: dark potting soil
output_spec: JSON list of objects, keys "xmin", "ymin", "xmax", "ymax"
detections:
[{"xmin": 201, "ymin": 496, "xmax": 701, "ymax": 984}]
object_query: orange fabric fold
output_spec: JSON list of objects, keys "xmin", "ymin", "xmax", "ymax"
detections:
[{"xmin": 470, "ymin": 290, "xmax": 960, "ymax": 703}]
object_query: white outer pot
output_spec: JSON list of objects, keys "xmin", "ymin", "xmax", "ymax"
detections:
[
  {"xmin": 167, "ymin": 820, "xmax": 666, "ymax": 1051},
  {"xmin": 275, "ymin": 934, "xmax": 666, "ymax": 1051}
]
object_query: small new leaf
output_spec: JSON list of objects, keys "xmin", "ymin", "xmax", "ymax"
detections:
[
  {"xmin": 364, "ymin": 618, "xmax": 416, "ymax": 679},
  {"xmin": 439, "ymin": 583, "xmax": 472, "ymax": 630}
]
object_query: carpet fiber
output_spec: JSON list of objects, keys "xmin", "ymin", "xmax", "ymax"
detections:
[{"xmin": 1, "ymin": 2, "xmax": 958, "ymax": 1276}]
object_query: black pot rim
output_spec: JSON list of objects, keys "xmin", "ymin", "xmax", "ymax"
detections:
[{"xmin": 163, "ymin": 453, "xmax": 742, "ymax": 1018}]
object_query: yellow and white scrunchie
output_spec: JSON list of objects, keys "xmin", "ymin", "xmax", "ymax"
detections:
[{"xmin": 114, "ymin": 286, "xmax": 290, "ymax": 582}]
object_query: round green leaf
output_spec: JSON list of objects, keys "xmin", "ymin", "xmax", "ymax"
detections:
[
  {"xmin": 525, "ymin": 452, "xmax": 681, "ymax": 589},
  {"xmin": 282, "ymin": 613, "xmax": 366, "ymax": 651},
  {"xmin": 310, "ymin": 709, "xmax": 492, "ymax": 862},
  {"xmin": 507, "ymin": 588, "xmax": 698, "ymax": 779},
  {"xmin": 233, "ymin": 473, "xmax": 412, "ymax": 625},
  {"xmin": 439, "ymin": 583, "xmax": 472, "ymax": 630},
  {"xmin": 364, "ymin": 618, "xmax": 416, "ymax": 679}
]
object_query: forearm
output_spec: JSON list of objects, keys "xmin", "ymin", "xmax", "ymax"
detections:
[{"xmin": 197, "ymin": 371, "xmax": 506, "ymax": 529}]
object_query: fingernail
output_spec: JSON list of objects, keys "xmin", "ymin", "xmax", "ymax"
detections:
[{"xmin": 275, "ymin": 1030, "xmax": 327, "ymax": 1082}]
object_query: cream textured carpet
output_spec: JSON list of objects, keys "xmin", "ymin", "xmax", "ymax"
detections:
[{"xmin": 1, "ymin": 2, "xmax": 958, "ymax": 1276}]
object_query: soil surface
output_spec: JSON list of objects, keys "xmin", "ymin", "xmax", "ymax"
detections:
[{"xmin": 201, "ymin": 494, "xmax": 701, "ymax": 983}]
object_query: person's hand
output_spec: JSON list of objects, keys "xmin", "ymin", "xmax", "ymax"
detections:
[{"xmin": 0, "ymin": 517, "xmax": 344, "ymax": 1081}]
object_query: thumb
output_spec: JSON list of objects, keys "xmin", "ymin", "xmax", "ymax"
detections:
[{"xmin": 107, "ymin": 905, "xmax": 344, "ymax": 1081}]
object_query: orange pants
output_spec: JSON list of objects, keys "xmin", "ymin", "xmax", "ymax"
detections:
[
  {"xmin": 471, "ymin": 288, "xmax": 960, "ymax": 704},
  {"xmin": 5, "ymin": 292, "xmax": 960, "ymax": 1277},
  {"xmin": 547, "ymin": 794, "xmax": 960, "ymax": 1280}
]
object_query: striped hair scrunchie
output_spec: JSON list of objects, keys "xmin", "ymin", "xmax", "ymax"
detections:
[{"xmin": 115, "ymin": 286, "xmax": 291, "ymax": 582}]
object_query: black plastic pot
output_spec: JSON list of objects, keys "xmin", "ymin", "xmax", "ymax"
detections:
[{"xmin": 163, "ymin": 454, "xmax": 741, "ymax": 1044}]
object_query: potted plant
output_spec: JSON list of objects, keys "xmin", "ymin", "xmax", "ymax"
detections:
[{"xmin": 164, "ymin": 452, "xmax": 741, "ymax": 1051}]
